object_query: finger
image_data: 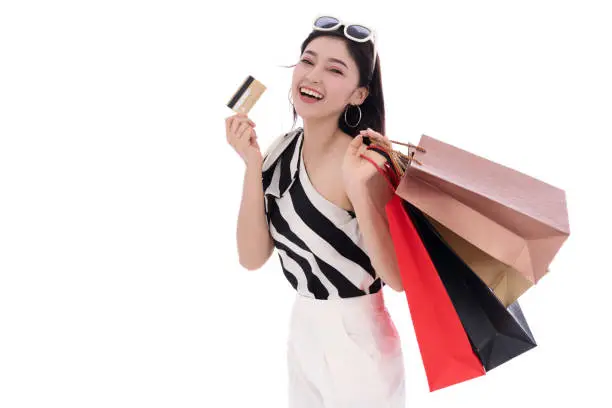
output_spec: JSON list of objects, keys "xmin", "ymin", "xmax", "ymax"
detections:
[
  {"xmin": 230, "ymin": 116, "xmax": 242, "ymax": 134},
  {"xmin": 238, "ymin": 123, "xmax": 252, "ymax": 141},
  {"xmin": 226, "ymin": 117, "xmax": 232, "ymax": 141},
  {"xmin": 347, "ymin": 134, "xmax": 364, "ymax": 156},
  {"xmin": 250, "ymin": 132, "xmax": 260, "ymax": 149},
  {"xmin": 233, "ymin": 119, "xmax": 252, "ymax": 137},
  {"xmin": 236, "ymin": 128, "xmax": 250, "ymax": 152},
  {"xmin": 367, "ymin": 127, "xmax": 388, "ymax": 139},
  {"xmin": 363, "ymin": 133, "xmax": 387, "ymax": 146},
  {"xmin": 361, "ymin": 128, "xmax": 390, "ymax": 145},
  {"xmin": 227, "ymin": 116, "xmax": 239, "ymax": 136},
  {"xmin": 232, "ymin": 123, "xmax": 246, "ymax": 145},
  {"xmin": 368, "ymin": 135, "xmax": 391, "ymax": 149},
  {"xmin": 236, "ymin": 122, "xmax": 249, "ymax": 139},
  {"xmin": 360, "ymin": 129, "xmax": 376, "ymax": 141},
  {"xmin": 357, "ymin": 143, "xmax": 368, "ymax": 158},
  {"xmin": 364, "ymin": 146, "xmax": 388, "ymax": 165},
  {"xmin": 234, "ymin": 114, "xmax": 256, "ymax": 128},
  {"xmin": 236, "ymin": 112, "xmax": 255, "ymax": 123}
]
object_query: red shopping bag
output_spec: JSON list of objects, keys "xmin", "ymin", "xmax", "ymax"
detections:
[{"xmin": 360, "ymin": 148, "xmax": 485, "ymax": 392}]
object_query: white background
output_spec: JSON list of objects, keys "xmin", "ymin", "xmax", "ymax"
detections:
[{"xmin": 1, "ymin": 1, "xmax": 610, "ymax": 407}]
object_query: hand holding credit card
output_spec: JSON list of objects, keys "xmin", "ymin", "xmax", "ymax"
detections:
[{"xmin": 225, "ymin": 75, "xmax": 264, "ymax": 166}]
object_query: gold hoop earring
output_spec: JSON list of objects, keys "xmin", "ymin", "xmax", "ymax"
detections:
[{"xmin": 344, "ymin": 104, "xmax": 362, "ymax": 128}]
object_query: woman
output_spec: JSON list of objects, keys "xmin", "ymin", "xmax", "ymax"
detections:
[{"xmin": 225, "ymin": 16, "xmax": 406, "ymax": 408}]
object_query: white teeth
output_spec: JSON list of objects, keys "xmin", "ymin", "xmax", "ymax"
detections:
[{"xmin": 299, "ymin": 87, "xmax": 324, "ymax": 99}]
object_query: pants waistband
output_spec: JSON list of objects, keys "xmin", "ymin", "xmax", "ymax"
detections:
[{"xmin": 293, "ymin": 290, "xmax": 386, "ymax": 314}]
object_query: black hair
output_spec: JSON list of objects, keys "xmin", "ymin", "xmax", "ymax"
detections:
[{"xmin": 280, "ymin": 27, "xmax": 385, "ymax": 137}]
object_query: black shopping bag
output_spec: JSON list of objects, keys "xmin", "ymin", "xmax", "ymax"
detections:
[{"xmin": 402, "ymin": 200, "xmax": 537, "ymax": 371}]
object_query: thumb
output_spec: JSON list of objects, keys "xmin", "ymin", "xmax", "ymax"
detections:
[{"xmin": 347, "ymin": 134, "xmax": 364, "ymax": 156}]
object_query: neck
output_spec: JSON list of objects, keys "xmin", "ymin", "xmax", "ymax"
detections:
[{"xmin": 301, "ymin": 116, "xmax": 342, "ymax": 158}]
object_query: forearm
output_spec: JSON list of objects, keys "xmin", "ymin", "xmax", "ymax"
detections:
[
  {"xmin": 349, "ymin": 175, "xmax": 404, "ymax": 291},
  {"xmin": 236, "ymin": 162, "xmax": 274, "ymax": 270}
]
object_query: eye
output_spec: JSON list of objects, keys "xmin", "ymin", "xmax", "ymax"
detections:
[{"xmin": 300, "ymin": 58, "xmax": 343, "ymax": 75}]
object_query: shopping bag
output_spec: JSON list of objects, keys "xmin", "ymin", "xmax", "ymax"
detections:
[
  {"xmin": 425, "ymin": 216, "xmax": 534, "ymax": 308},
  {"xmin": 359, "ymin": 149, "xmax": 485, "ymax": 392},
  {"xmin": 402, "ymin": 199, "xmax": 538, "ymax": 371},
  {"xmin": 396, "ymin": 134, "xmax": 570, "ymax": 287},
  {"xmin": 364, "ymin": 138, "xmax": 537, "ymax": 306}
]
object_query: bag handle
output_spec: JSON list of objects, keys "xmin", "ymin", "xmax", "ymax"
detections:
[{"xmin": 358, "ymin": 145, "xmax": 400, "ymax": 192}]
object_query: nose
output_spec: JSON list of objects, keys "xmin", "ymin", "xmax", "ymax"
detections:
[{"xmin": 304, "ymin": 65, "xmax": 324, "ymax": 84}]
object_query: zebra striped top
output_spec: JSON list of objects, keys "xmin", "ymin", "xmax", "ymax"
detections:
[{"xmin": 261, "ymin": 127, "xmax": 384, "ymax": 300}]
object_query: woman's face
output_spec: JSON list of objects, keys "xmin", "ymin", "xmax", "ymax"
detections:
[{"xmin": 291, "ymin": 36, "xmax": 368, "ymax": 120}]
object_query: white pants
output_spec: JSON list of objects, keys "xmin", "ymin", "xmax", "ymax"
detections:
[{"xmin": 287, "ymin": 290, "xmax": 406, "ymax": 408}]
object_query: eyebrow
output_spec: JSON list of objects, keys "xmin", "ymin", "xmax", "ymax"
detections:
[{"xmin": 303, "ymin": 50, "xmax": 348, "ymax": 69}]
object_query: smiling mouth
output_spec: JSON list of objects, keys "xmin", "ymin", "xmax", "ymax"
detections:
[{"xmin": 298, "ymin": 87, "xmax": 325, "ymax": 101}]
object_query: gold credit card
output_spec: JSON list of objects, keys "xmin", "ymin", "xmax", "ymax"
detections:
[{"xmin": 226, "ymin": 75, "xmax": 266, "ymax": 114}]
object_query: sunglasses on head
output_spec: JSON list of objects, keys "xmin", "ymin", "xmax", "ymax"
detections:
[{"xmin": 312, "ymin": 15, "xmax": 377, "ymax": 79}]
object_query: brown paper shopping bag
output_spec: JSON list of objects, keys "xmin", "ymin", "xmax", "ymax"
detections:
[
  {"xmin": 396, "ymin": 134, "xmax": 570, "ymax": 293},
  {"xmin": 426, "ymin": 215, "xmax": 537, "ymax": 307}
]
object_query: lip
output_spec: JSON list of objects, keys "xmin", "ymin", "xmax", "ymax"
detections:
[{"xmin": 299, "ymin": 92, "xmax": 321, "ymax": 104}]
